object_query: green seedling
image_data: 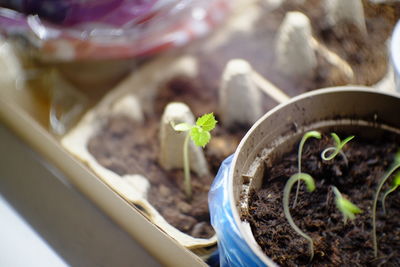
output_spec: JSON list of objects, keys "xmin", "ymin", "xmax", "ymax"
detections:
[
  {"xmin": 381, "ymin": 174, "xmax": 400, "ymax": 215},
  {"xmin": 321, "ymin": 133, "xmax": 354, "ymax": 165},
  {"xmin": 283, "ymin": 172, "xmax": 316, "ymax": 261},
  {"xmin": 293, "ymin": 131, "xmax": 321, "ymax": 208},
  {"xmin": 171, "ymin": 113, "xmax": 217, "ymax": 199},
  {"xmin": 381, "ymin": 150, "xmax": 400, "ymax": 215},
  {"xmin": 332, "ymin": 186, "xmax": 362, "ymax": 224},
  {"xmin": 372, "ymin": 161, "xmax": 400, "ymax": 257}
]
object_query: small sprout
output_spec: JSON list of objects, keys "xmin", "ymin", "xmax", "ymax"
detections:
[
  {"xmin": 332, "ymin": 186, "xmax": 362, "ymax": 224},
  {"xmin": 283, "ymin": 172, "xmax": 316, "ymax": 261},
  {"xmin": 381, "ymin": 173, "xmax": 400, "ymax": 215},
  {"xmin": 321, "ymin": 133, "xmax": 354, "ymax": 165},
  {"xmin": 293, "ymin": 131, "xmax": 321, "ymax": 208},
  {"xmin": 381, "ymin": 149, "xmax": 400, "ymax": 215},
  {"xmin": 171, "ymin": 113, "xmax": 217, "ymax": 199},
  {"xmin": 372, "ymin": 160, "xmax": 400, "ymax": 257}
]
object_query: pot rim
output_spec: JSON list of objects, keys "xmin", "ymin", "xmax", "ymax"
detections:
[{"xmin": 228, "ymin": 86, "xmax": 400, "ymax": 264}]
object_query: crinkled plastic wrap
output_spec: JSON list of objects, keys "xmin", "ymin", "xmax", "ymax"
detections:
[
  {"xmin": 209, "ymin": 155, "xmax": 266, "ymax": 267},
  {"xmin": 0, "ymin": 0, "xmax": 230, "ymax": 61}
]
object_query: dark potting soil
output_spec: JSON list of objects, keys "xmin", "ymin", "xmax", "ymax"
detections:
[
  {"xmin": 193, "ymin": 0, "xmax": 399, "ymax": 97},
  {"xmin": 87, "ymin": 76, "xmax": 260, "ymax": 239},
  {"xmin": 245, "ymin": 132, "xmax": 400, "ymax": 266}
]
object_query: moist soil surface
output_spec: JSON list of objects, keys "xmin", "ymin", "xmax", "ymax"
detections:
[
  {"xmin": 193, "ymin": 0, "xmax": 400, "ymax": 97},
  {"xmin": 245, "ymin": 132, "xmax": 400, "ymax": 266},
  {"xmin": 87, "ymin": 76, "xmax": 264, "ymax": 239}
]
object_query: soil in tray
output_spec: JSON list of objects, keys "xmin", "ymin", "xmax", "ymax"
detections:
[
  {"xmin": 245, "ymin": 132, "xmax": 400, "ymax": 266},
  {"xmin": 87, "ymin": 76, "xmax": 274, "ymax": 239},
  {"xmin": 192, "ymin": 0, "xmax": 399, "ymax": 97}
]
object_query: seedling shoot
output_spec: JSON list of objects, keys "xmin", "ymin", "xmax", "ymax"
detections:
[
  {"xmin": 282, "ymin": 130, "xmax": 399, "ymax": 260},
  {"xmin": 171, "ymin": 113, "xmax": 217, "ymax": 199},
  {"xmin": 381, "ymin": 174, "xmax": 400, "ymax": 215},
  {"xmin": 283, "ymin": 131, "xmax": 361, "ymax": 262},
  {"xmin": 321, "ymin": 133, "xmax": 354, "ymax": 165},
  {"xmin": 293, "ymin": 130, "xmax": 321, "ymax": 208},
  {"xmin": 381, "ymin": 150, "xmax": 400, "ymax": 215},
  {"xmin": 283, "ymin": 172, "xmax": 316, "ymax": 261},
  {"xmin": 332, "ymin": 186, "xmax": 362, "ymax": 224},
  {"xmin": 372, "ymin": 161, "xmax": 400, "ymax": 257}
]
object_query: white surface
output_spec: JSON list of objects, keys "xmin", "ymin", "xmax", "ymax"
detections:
[
  {"xmin": 160, "ymin": 102, "xmax": 209, "ymax": 176},
  {"xmin": 0, "ymin": 194, "xmax": 68, "ymax": 267},
  {"xmin": 390, "ymin": 20, "xmax": 400, "ymax": 92},
  {"xmin": 276, "ymin": 12, "xmax": 316, "ymax": 77},
  {"xmin": 219, "ymin": 59, "xmax": 263, "ymax": 126},
  {"xmin": 0, "ymin": 123, "xmax": 161, "ymax": 267}
]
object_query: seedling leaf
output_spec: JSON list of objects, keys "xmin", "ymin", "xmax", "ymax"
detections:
[
  {"xmin": 331, "ymin": 133, "xmax": 341, "ymax": 146},
  {"xmin": 172, "ymin": 122, "xmax": 192, "ymax": 132},
  {"xmin": 196, "ymin": 113, "xmax": 217, "ymax": 132},
  {"xmin": 340, "ymin": 135, "xmax": 355, "ymax": 149},
  {"xmin": 190, "ymin": 126, "xmax": 211, "ymax": 147},
  {"xmin": 332, "ymin": 186, "xmax": 362, "ymax": 224}
]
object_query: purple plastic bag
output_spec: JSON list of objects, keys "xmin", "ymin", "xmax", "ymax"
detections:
[
  {"xmin": 0, "ymin": 0, "xmax": 156, "ymax": 26},
  {"xmin": 0, "ymin": 0, "xmax": 231, "ymax": 61}
]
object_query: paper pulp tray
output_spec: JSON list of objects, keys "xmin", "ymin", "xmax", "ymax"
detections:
[{"xmin": 0, "ymin": 42, "xmax": 208, "ymax": 267}]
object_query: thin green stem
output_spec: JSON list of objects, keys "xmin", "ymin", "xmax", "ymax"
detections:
[
  {"xmin": 381, "ymin": 185, "xmax": 398, "ymax": 215},
  {"xmin": 183, "ymin": 133, "xmax": 192, "ymax": 199},
  {"xmin": 321, "ymin": 147, "xmax": 349, "ymax": 166},
  {"xmin": 321, "ymin": 146, "xmax": 339, "ymax": 161},
  {"xmin": 293, "ymin": 137, "xmax": 306, "ymax": 208},
  {"xmin": 372, "ymin": 163, "xmax": 400, "ymax": 258},
  {"xmin": 293, "ymin": 131, "xmax": 321, "ymax": 208},
  {"xmin": 284, "ymin": 173, "xmax": 316, "ymax": 261}
]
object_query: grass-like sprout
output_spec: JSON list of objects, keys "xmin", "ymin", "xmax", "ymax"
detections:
[
  {"xmin": 332, "ymin": 186, "xmax": 362, "ymax": 224},
  {"xmin": 381, "ymin": 174, "xmax": 400, "ymax": 215},
  {"xmin": 372, "ymin": 162, "xmax": 400, "ymax": 257},
  {"xmin": 321, "ymin": 133, "xmax": 354, "ymax": 165},
  {"xmin": 171, "ymin": 113, "xmax": 217, "ymax": 199},
  {"xmin": 381, "ymin": 150, "xmax": 400, "ymax": 215},
  {"xmin": 283, "ymin": 173, "xmax": 316, "ymax": 261},
  {"xmin": 293, "ymin": 131, "xmax": 321, "ymax": 208}
]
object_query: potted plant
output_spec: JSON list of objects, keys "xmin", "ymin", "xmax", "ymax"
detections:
[{"xmin": 209, "ymin": 87, "xmax": 400, "ymax": 266}]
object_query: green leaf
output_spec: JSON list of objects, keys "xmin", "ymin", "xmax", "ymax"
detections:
[
  {"xmin": 393, "ymin": 173, "xmax": 400, "ymax": 187},
  {"xmin": 340, "ymin": 135, "xmax": 355, "ymax": 149},
  {"xmin": 331, "ymin": 132, "xmax": 354, "ymax": 149},
  {"xmin": 172, "ymin": 122, "xmax": 192, "ymax": 132},
  {"xmin": 196, "ymin": 113, "xmax": 217, "ymax": 132},
  {"xmin": 190, "ymin": 126, "xmax": 211, "ymax": 147},
  {"xmin": 331, "ymin": 133, "xmax": 341, "ymax": 146},
  {"xmin": 290, "ymin": 173, "xmax": 316, "ymax": 192},
  {"xmin": 333, "ymin": 186, "xmax": 362, "ymax": 223},
  {"xmin": 303, "ymin": 131, "xmax": 322, "ymax": 140},
  {"xmin": 337, "ymin": 198, "xmax": 363, "ymax": 221}
]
